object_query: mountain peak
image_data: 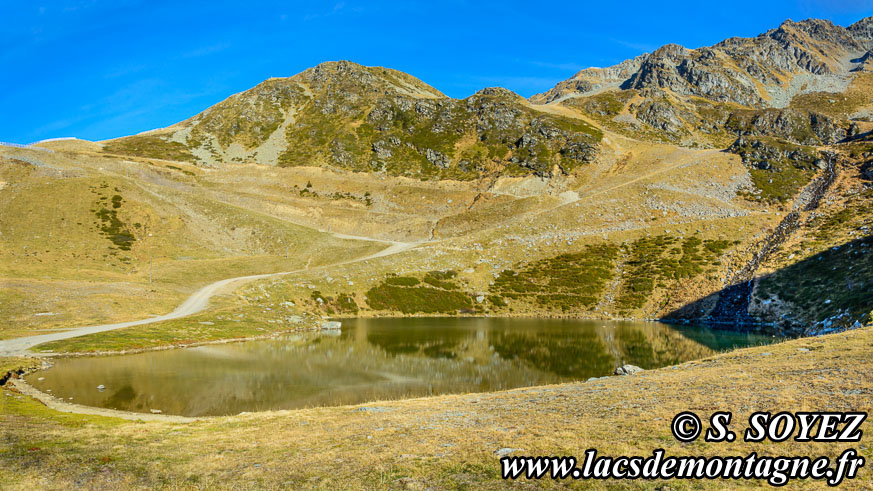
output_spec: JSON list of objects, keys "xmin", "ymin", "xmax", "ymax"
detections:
[
  {"xmin": 469, "ymin": 87, "xmax": 525, "ymax": 101},
  {"xmin": 295, "ymin": 60, "xmax": 445, "ymax": 100},
  {"xmin": 531, "ymin": 15, "xmax": 873, "ymax": 106},
  {"xmin": 849, "ymin": 15, "xmax": 873, "ymax": 40}
]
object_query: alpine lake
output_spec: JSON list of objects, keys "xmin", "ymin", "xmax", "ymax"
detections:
[{"xmin": 28, "ymin": 317, "xmax": 780, "ymax": 417}]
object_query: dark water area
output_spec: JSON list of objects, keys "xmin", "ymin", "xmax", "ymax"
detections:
[{"xmin": 29, "ymin": 317, "xmax": 779, "ymax": 417}]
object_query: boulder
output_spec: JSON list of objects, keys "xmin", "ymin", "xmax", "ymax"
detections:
[
  {"xmin": 614, "ymin": 365, "xmax": 644, "ymax": 376},
  {"xmin": 320, "ymin": 321, "xmax": 342, "ymax": 330}
]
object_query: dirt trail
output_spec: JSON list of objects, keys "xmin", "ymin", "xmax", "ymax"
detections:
[{"xmin": 0, "ymin": 236, "xmax": 419, "ymax": 357}]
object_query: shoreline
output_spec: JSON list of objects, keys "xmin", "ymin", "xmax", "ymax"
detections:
[
  {"xmin": 1, "ymin": 315, "xmax": 810, "ymax": 423},
  {"xmin": 14, "ymin": 312, "xmax": 772, "ymax": 359}
]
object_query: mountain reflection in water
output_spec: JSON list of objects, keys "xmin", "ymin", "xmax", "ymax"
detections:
[{"xmin": 29, "ymin": 318, "xmax": 777, "ymax": 417}]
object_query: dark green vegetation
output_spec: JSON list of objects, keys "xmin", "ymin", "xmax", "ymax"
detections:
[
  {"xmin": 90, "ymin": 183, "xmax": 136, "ymax": 252},
  {"xmin": 310, "ymin": 291, "xmax": 360, "ymax": 315},
  {"xmin": 756, "ymin": 235, "xmax": 873, "ymax": 327},
  {"xmin": 166, "ymin": 165, "xmax": 195, "ymax": 176},
  {"xmin": 355, "ymin": 240, "xmax": 734, "ymax": 317},
  {"xmin": 103, "ymin": 135, "xmax": 195, "ymax": 163},
  {"xmin": 614, "ymin": 236, "xmax": 734, "ymax": 314},
  {"xmin": 384, "ymin": 276, "xmax": 420, "ymax": 287},
  {"xmin": 757, "ymin": 187, "xmax": 873, "ymax": 328},
  {"xmin": 422, "ymin": 270, "xmax": 459, "ymax": 290},
  {"xmin": 491, "ymin": 245, "xmax": 619, "ymax": 312},
  {"xmin": 295, "ymin": 184, "xmax": 373, "ymax": 206},
  {"xmin": 366, "ymin": 271, "xmax": 473, "ymax": 314},
  {"xmin": 729, "ymin": 137, "xmax": 821, "ymax": 203}
]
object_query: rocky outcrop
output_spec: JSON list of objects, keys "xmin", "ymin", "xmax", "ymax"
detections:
[
  {"xmin": 728, "ymin": 136, "xmax": 819, "ymax": 168},
  {"xmin": 851, "ymin": 50, "xmax": 873, "ymax": 72},
  {"xmin": 139, "ymin": 61, "xmax": 602, "ymax": 178},
  {"xmin": 530, "ymin": 55, "xmax": 646, "ymax": 104},
  {"xmin": 725, "ymin": 109, "xmax": 849, "ymax": 145},
  {"xmin": 532, "ymin": 17, "xmax": 873, "ymax": 108},
  {"xmin": 614, "ymin": 365, "xmax": 643, "ymax": 375},
  {"xmin": 359, "ymin": 86, "xmax": 601, "ymax": 177}
]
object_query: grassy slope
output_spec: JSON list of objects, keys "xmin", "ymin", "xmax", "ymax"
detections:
[
  {"xmin": 1, "ymin": 70, "xmax": 871, "ymax": 489},
  {"xmin": 1, "ymin": 326, "xmax": 870, "ymax": 488},
  {"xmin": 106, "ymin": 63, "xmax": 603, "ymax": 181},
  {"xmin": 251, "ymin": 133, "xmax": 780, "ymax": 323},
  {"xmin": 31, "ymin": 295, "xmax": 323, "ymax": 354},
  {"xmin": 752, "ymin": 163, "xmax": 873, "ymax": 328},
  {"xmin": 0, "ymin": 149, "xmax": 383, "ymax": 339},
  {"xmin": 8, "ymin": 95, "xmax": 851, "ymax": 351}
]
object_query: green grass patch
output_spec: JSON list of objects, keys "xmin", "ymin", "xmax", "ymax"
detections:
[
  {"xmin": 34, "ymin": 301, "xmax": 317, "ymax": 354},
  {"xmin": 614, "ymin": 235, "xmax": 734, "ymax": 314},
  {"xmin": 490, "ymin": 244, "xmax": 619, "ymax": 312},
  {"xmin": 384, "ymin": 276, "xmax": 421, "ymax": 287},
  {"xmin": 757, "ymin": 235, "xmax": 873, "ymax": 326},
  {"xmin": 365, "ymin": 285, "xmax": 472, "ymax": 314},
  {"xmin": 103, "ymin": 135, "xmax": 195, "ymax": 162},
  {"xmin": 729, "ymin": 137, "xmax": 820, "ymax": 203},
  {"xmin": 90, "ymin": 186, "xmax": 136, "ymax": 251}
]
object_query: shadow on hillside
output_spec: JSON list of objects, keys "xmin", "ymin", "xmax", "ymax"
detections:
[{"xmin": 662, "ymin": 234, "xmax": 873, "ymax": 335}]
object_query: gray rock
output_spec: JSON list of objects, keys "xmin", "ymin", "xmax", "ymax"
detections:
[
  {"xmin": 614, "ymin": 365, "xmax": 644, "ymax": 376},
  {"xmin": 425, "ymin": 148, "xmax": 450, "ymax": 169},
  {"xmin": 495, "ymin": 448, "xmax": 523, "ymax": 457},
  {"xmin": 356, "ymin": 406, "xmax": 392, "ymax": 413},
  {"xmin": 371, "ymin": 140, "xmax": 393, "ymax": 159},
  {"xmin": 320, "ymin": 321, "xmax": 342, "ymax": 330}
]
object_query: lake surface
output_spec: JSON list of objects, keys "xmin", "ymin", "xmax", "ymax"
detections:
[{"xmin": 28, "ymin": 318, "xmax": 778, "ymax": 417}]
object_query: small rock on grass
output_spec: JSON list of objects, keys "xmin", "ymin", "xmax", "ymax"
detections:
[
  {"xmin": 356, "ymin": 406, "xmax": 392, "ymax": 413},
  {"xmin": 495, "ymin": 448, "xmax": 524, "ymax": 456},
  {"xmin": 614, "ymin": 365, "xmax": 644, "ymax": 376}
]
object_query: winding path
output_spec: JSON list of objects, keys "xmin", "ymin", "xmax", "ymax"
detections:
[{"xmin": 0, "ymin": 238, "xmax": 419, "ymax": 357}]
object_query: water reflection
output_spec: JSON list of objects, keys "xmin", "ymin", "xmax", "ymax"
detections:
[{"xmin": 29, "ymin": 318, "xmax": 777, "ymax": 417}]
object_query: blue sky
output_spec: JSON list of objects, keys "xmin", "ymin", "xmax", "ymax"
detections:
[{"xmin": 1, "ymin": 1, "xmax": 872, "ymax": 144}]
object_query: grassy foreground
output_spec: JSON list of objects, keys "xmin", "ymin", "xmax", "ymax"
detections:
[{"xmin": 1, "ymin": 326, "xmax": 870, "ymax": 489}]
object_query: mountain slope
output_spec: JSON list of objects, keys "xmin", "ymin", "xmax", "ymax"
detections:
[
  {"xmin": 533, "ymin": 17, "xmax": 873, "ymax": 106},
  {"xmin": 531, "ymin": 17, "xmax": 873, "ymax": 152},
  {"xmin": 4, "ymin": 16, "xmax": 872, "ymax": 339},
  {"xmin": 107, "ymin": 61, "xmax": 601, "ymax": 179}
]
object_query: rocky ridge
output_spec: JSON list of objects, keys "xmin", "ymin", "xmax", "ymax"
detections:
[
  {"xmin": 532, "ymin": 17, "xmax": 873, "ymax": 106},
  {"xmin": 119, "ymin": 62, "xmax": 601, "ymax": 180}
]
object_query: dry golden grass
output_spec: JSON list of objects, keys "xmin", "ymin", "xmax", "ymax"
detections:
[{"xmin": 1, "ymin": 326, "xmax": 870, "ymax": 488}]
